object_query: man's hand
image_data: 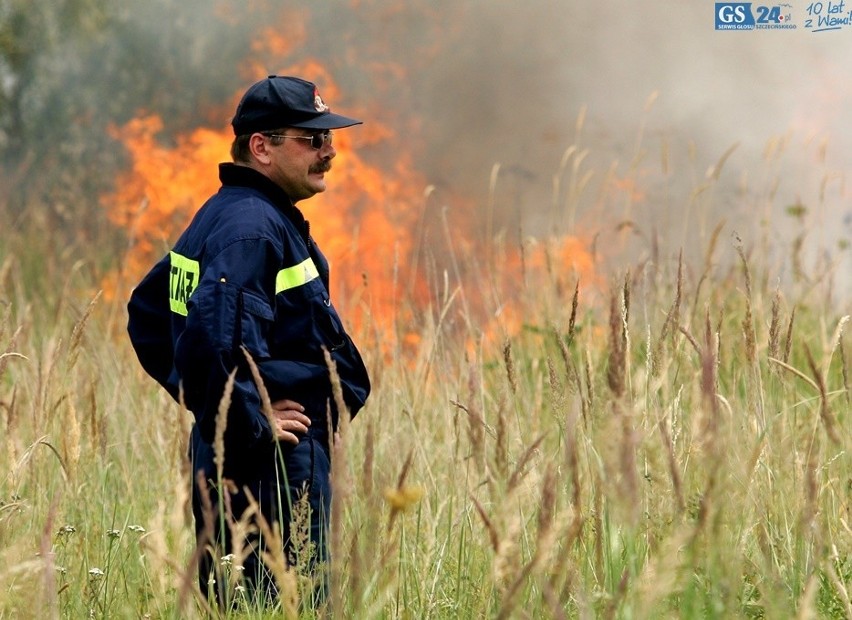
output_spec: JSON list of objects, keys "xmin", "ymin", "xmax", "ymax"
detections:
[{"xmin": 269, "ymin": 399, "xmax": 311, "ymax": 445}]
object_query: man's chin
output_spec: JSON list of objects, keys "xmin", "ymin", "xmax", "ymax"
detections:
[{"xmin": 309, "ymin": 176, "xmax": 327, "ymax": 192}]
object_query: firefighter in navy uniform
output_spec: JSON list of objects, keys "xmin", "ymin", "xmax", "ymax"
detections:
[{"xmin": 126, "ymin": 75, "xmax": 371, "ymax": 606}]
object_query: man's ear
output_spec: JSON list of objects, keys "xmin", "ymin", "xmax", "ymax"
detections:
[{"xmin": 248, "ymin": 133, "xmax": 273, "ymax": 165}]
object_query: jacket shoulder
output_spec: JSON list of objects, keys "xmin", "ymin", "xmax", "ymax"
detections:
[{"xmin": 178, "ymin": 187, "xmax": 295, "ymax": 258}]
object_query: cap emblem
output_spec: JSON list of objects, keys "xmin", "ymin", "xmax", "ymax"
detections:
[{"xmin": 313, "ymin": 87, "xmax": 329, "ymax": 113}]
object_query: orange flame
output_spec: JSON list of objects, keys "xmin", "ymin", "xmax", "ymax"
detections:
[{"xmin": 102, "ymin": 54, "xmax": 600, "ymax": 353}]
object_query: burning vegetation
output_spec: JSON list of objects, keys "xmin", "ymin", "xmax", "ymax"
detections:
[{"xmin": 101, "ymin": 63, "xmax": 599, "ymax": 353}]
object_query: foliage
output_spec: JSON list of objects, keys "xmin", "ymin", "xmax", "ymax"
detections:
[{"xmin": 0, "ymin": 0, "xmax": 264, "ymax": 225}]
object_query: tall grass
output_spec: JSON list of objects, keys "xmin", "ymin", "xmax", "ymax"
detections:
[{"xmin": 0, "ymin": 147, "xmax": 850, "ymax": 619}]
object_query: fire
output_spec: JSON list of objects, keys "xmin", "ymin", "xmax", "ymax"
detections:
[
  {"xmin": 104, "ymin": 115, "xmax": 232, "ymax": 287},
  {"xmin": 100, "ymin": 69, "xmax": 428, "ymax": 345},
  {"xmin": 102, "ymin": 56, "xmax": 599, "ymax": 354}
]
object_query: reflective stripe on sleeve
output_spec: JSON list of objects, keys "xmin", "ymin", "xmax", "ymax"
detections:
[
  {"xmin": 276, "ymin": 257, "xmax": 320, "ymax": 293},
  {"xmin": 169, "ymin": 251, "xmax": 200, "ymax": 316}
]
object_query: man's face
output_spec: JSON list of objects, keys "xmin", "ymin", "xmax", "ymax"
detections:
[{"xmin": 262, "ymin": 129, "xmax": 336, "ymax": 202}]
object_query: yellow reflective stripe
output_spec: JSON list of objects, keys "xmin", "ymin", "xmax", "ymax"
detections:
[
  {"xmin": 276, "ymin": 257, "xmax": 319, "ymax": 293},
  {"xmin": 169, "ymin": 251, "xmax": 200, "ymax": 316}
]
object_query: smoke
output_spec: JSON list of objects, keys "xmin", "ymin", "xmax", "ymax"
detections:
[
  {"xmin": 79, "ymin": 0, "xmax": 852, "ymax": 297},
  {"xmin": 334, "ymin": 0, "xmax": 851, "ymax": 293},
  {"xmin": 402, "ymin": 2, "xmax": 851, "ymax": 229}
]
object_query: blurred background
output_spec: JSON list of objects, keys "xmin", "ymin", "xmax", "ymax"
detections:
[{"xmin": 1, "ymin": 0, "xmax": 849, "ymax": 308}]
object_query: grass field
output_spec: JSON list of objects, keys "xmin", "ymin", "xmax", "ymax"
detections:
[{"xmin": 0, "ymin": 154, "xmax": 850, "ymax": 619}]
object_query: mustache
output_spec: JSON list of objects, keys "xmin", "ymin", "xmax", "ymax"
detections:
[{"xmin": 309, "ymin": 161, "xmax": 332, "ymax": 174}]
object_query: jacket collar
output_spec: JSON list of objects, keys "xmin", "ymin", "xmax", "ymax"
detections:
[{"xmin": 218, "ymin": 163, "xmax": 306, "ymax": 226}]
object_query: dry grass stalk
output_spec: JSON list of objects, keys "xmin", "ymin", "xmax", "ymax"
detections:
[
  {"xmin": 322, "ymin": 347, "xmax": 349, "ymax": 431},
  {"xmin": 362, "ymin": 416, "xmax": 375, "ymax": 497},
  {"xmin": 552, "ymin": 322, "xmax": 571, "ymax": 375},
  {"xmin": 691, "ymin": 220, "xmax": 726, "ymax": 322},
  {"xmin": 651, "ymin": 251, "xmax": 683, "ymax": 376},
  {"xmin": 85, "ymin": 379, "xmax": 101, "ymax": 460},
  {"xmin": 803, "ymin": 345, "xmax": 840, "ymax": 445},
  {"xmin": 214, "ymin": 368, "xmax": 237, "ymax": 485},
  {"xmin": 225, "ymin": 499, "xmax": 256, "ymax": 595},
  {"xmin": 734, "ymin": 236, "xmax": 757, "ymax": 364},
  {"xmin": 584, "ymin": 348, "xmax": 595, "ymax": 413},
  {"xmin": 537, "ymin": 462, "xmax": 558, "ymax": 534},
  {"xmin": 825, "ymin": 315, "xmax": 849, "ymax": 378},
  {"xmin": 492, "ymin": 502, "xmax": 522, "ymax": 590},
  {"xmin": 606, "ymin": 287, "xmax": 626, "ymax": 398},
  {"xmin": 768, "ymin": 287, "xmax": 782, "ymax": 365},
  {"xmin": 841, "ymin": 333, "xmax": 851, "ymax": 406},
  {"xmin": 0, "ymin": 323, "xmax": 24, "ymax": 381},
  {"xmin": 615, "ymin": 400, "xmax": 640, "ymax": 524},
  {"xmin": 701, "ymin": 308, "xmax": 719, "ymax": 426},
  {"xmin": 734, "ymin": 234, "xmax": 753, "ymax": 297},
  {"xmin": 496, "ymin": 468, "xmax": 560, "ymax": 620},
  {"xmin": 502, "ymin": 340, "xmax": 518, "ymax": 395},
  {"xmin": 240, "ymin": 346, "xmax": 275, "ymax": 432},
  {"xmin": 742, "ymin": 298, "xmax": 757, "ymax": 364},
  {"xmin": 548, "ymin": 357, "xmax": 562, "ymax": 400},
  {"xmin": 0, "ymin": 255, "xmax": 12, "ymax": 292},
  {"xmin": 147, "ymin": 542, "xmax": 212, "ymax": 619},
  {"xmin": 179, "ymin": 470, "xmax": 216, "ymax": 613},
  {"xmin": 691, "ymin": 456, "xmax": 720, "ymax": 541},
  {"xmin": 38, "ymin": 499, "xmax": 59, "ymax": 620},
  {"xmin": 67, "ymin": 289, "xmax": 101, "ymax": 371},
  {"xmin": 329, "ymin": 440, "xmax": 348, "ymax": 618},
  {"xmin": 603, "ymin": 568, "xmax": 631, "ymax": 620},
  {"xmin": 440, "ymin": 205, "xmax": 473, "ymax": 327},
  {"xmin": 385, "ymin": 448, "xmax": 416, "ymax": 531},
  {"xmin": 678, "ymin": 325, "xmax": 701, "ymax": 357},
  {"xmin": 542, "ymin": 577, "xmax": 571, "ymax": 620},
  {"xmin": 784, "ymin": 306, "xmax": 797, "ymax": 364},
  {"xmin": 592, "ymin": 483, "xmax": 604, "ymax": 586},
  {"xmin": 568, "ymin": 279, "xmax": 579, "ymax": 347},
  {"xmin": 795, "ymin": 572, "xmax": 819, "ymax": 620},
  {"xmin": 547, "ymin": 511, "xmax": 587, "ymax": 617},
  {"xmin": 767, "ymin": 357, "xmax": 819, "ymax": 391},
  {"xmin": 450, "ymin": 397, "xmax": 483, "ymax": 462},
  {"xmin": 453, "ymin": 361, "xmax": 486, "ymax": 469},
  {"xmin": 494, "ymin": 395, "xmax": 508, "ymax": 480},
  {"xmin": 171, "ymin": 386, "xmax": 190, "ymax": 474},
  {"xmin": 471, "ymin": 495, "xmax": 500, "ymax": 555},
  {"xmin": 325, "ymin": 347, "xmax": 353, "ymax": 619},
  {"xmin": 32, "ymin": 353, "xmax": 57, "ymax": 425},
  {"xmin": 244, "ymin": 490, "xmax": 300, "ymax": 617},
  {"xmin": 507, "ymin": 433, "xmax": 546, "ymax": 493},
  {"xmin": 286, "ymin": 490, "xmax": 317, "ymax": 597},
  {"xmin": 552, "ymin": 322, "xmax": 586, "ymax": 422},
  {"xmin": 657, "ymin": 412, "xmax": 685, "ymax": 514},
  {"xmin": 344, "ymin": 535, "xmax": 363, "ymax": 613},
  {"xmin": 826, "ymin": 548, "xmax": 852, "ymax": 618},
  {"xmin": 800, "ymin": 432, "xmax": 820, "ymax": 536},
  {"xmin": 62, "ymin": 398, "xmax": 81, "ymax": 483},
  {"xmin": 622, "ymin": 271, "xmax": 632, "ymax": 396},
  {"xmin": 3, "ymin": 386, "xmax": 19, "ymax": 486},
  {"xmin": 564, "ymin": 404, "xmax": 582, "ymax": 514}
]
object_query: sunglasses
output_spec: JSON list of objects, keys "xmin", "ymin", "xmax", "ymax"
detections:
[{"xmin": 263, "ymin": 131, "xmax": 332, "ymax": 150}]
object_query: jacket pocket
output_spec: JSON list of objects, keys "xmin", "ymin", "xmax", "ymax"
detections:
[
  {"xmin": 239, "ymin": 289, "xmax": 275, "ymax": 359},
  {"xmin": 318, "ymin": 298, "xmax": 346, "ymax": 352},
  {"xmin": 177, "ymin": 279, "xmax": 240, "ymax": 361},
  {"xmin": 274, "ymin": 278, "xmax": 346, "ymax": 353}
]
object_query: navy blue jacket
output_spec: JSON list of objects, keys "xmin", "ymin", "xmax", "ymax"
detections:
[{"xmin": 127, "ymin": 163, "xmax": 370, "ymax": 474}]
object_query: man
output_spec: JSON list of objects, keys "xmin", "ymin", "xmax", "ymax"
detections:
[{"xmin": 126, "ymin": 75, "xmax": 371, "ymax": 607}]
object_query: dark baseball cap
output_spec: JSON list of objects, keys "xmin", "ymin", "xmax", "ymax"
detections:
[{"xmin": 231, "ymin": 75, "xmax": 362, "ymax": 135}]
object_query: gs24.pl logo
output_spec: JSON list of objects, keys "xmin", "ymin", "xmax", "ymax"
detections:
[{"xmin": 715, "ymin": 3, "xmax": 795, "ymax": 29}]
